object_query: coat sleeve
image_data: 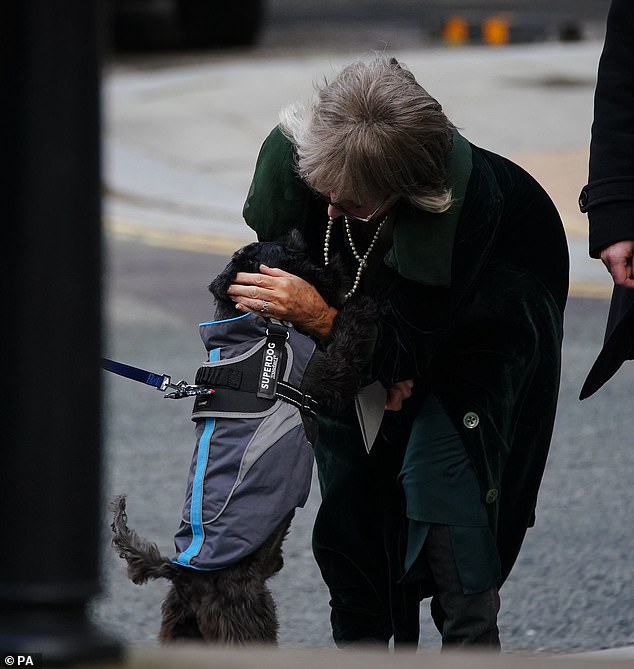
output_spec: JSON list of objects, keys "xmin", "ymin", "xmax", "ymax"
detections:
[{"xmin": 580, "ymin": 0, "xmax": 634, "ymax": 257}]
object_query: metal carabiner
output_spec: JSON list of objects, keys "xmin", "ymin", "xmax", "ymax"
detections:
[{"xmin": 164, "ymin": 380, "xmax": 215, "ymax": 400}]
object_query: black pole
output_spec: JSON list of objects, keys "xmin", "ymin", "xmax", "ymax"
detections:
[{"xmin": 0, "ymin": 1, "xmax": 121, "ymax": 665}]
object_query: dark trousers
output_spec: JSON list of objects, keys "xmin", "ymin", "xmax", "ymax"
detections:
[
  {"xmin": 425, "ymin": 525, "xmax": 500, "ymax": 650},
  {"xmin": 313, "ymin": 408, "xmax": 419, "ymax": 648},
  {"xmin": 313, "ymin": 407, "xmax": 500, "ymax": 651}
]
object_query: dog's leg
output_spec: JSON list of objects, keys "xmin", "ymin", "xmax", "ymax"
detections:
[
  {"xmin": 158, "ymin": 584, "xmax": 203, "ymax": 643},
  {"xmin": 253, "ymin": 511, "xmax": 295, "ymax": 579},
  {"xmin": 201, "ymin": 513, "xmax": 294, "ymax": 644},
  {"xmin": 195, "ymin": 581, "xmax": 279, "ymax": 644},
  {"xmin": 187, "ymin": 520, "xmax": 293, "ymax": 646}
]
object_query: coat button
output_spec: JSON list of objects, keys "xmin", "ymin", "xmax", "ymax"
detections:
[
  {"xmin": 578, "ymin": 189, "xmax": 588, "ymax": 210},
  {"xmin": 485, "ymin": 489, "xmax": 499, "ymax": 504},
  {"xmin": 463, "ymin": 411, "xmax": 479, "ymax": 429}
]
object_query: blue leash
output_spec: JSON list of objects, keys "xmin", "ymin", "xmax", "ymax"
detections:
[{"xmin": 101, "ymin": 357, "xmax": 214, "ymax": 400}]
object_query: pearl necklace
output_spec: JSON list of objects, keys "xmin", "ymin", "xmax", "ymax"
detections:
[{"xmin": 323, "ymin": 215, "xmax": 387, "ymax": 301}]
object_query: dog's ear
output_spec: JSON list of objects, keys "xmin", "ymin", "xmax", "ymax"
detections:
[
  {"xmin": 208, "ymin": 264, "xmax": 235, "ymax": 304},
  {"xmin": 208, "ymin": 243, "xmax": 261, "ymax": 304},
  {"xmin": 208, "ymin": 233, "xmax": 307, "ymax": 304}
]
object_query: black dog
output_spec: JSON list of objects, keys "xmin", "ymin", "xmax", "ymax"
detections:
[{"xmin": 111, "ymin": 230, "xmax": 377, "ymax": 644}]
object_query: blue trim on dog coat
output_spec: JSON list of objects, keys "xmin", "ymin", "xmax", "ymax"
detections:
[
  {"xmin": 177, "ymin": 348, "xmax": 220, "ymax": 568},
  {"xmin": 173, "ymin": 313, "xmax": 316, "ymax": 570}
]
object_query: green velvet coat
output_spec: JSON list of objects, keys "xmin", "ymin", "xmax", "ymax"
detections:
[{"xmin": 242, "ymin": 126, "xmax": 569, "ymax": 602}]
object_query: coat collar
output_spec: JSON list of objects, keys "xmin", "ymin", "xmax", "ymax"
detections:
[{"xmin": 384, "ymin": 130, "xmax": 472, "ymax": 286}]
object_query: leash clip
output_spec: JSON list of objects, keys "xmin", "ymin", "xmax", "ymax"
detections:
[
  {"xmin": 101, "ymin": 357, "xmax": 214, "ymax": 400},
  {"xmin": 164, "ymin": 379, "xmax": 216, "ymax": 400}
]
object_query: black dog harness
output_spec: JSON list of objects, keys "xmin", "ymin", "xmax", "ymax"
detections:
[
  {"xmin": 191, "ymin": 318, "xmax": 317, "ymax": 417},
  {"xmin": 172, "ymin": 312, "xmax": 317, "ymax": 571}
]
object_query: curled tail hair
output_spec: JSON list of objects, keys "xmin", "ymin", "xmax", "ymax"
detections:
[{"xmin": 110, "ymin": 495, "xmax": 177, "ymax": 584}]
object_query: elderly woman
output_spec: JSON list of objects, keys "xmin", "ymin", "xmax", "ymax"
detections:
[{"xmin": 226, "ymin": 56, "xmax": 569, "ymax": 650}]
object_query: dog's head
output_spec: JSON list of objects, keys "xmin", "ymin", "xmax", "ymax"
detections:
[{"xmin": 209, "ymin": 229, "xmax": 347, "ymax": 317}]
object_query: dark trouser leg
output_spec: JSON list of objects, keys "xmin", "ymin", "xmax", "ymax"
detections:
[
  {"xmin": 312, "ymin": 408, "xmax": 420, "ymax": 649},
  {"xmin": 425, "ymin": 525, "xmax": 501, "ymax": 650},
  {"xmin": 399, "ymin": 394, "xmax": 501, "ymax": 650}
]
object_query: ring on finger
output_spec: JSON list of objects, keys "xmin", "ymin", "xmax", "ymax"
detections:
[{"xmin": 260, "ymin": 301, "xmax": 269, "ymax": 313}]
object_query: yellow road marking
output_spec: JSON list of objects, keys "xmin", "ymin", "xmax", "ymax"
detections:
[
  {"xmin": 105, "ymin": 216, "xmax": 612, "ymax": 300},
  {"xmin": 569, "ymin": 281, "xmax": 612, "ymax": 300},
  {"xmin": 105, "ymin": 216, "xmax": 255, "ymax": 256}
]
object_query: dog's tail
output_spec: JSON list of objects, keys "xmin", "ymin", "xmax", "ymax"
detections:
[{"xmin": 110, "ymin": 495, "xmax": 177, "ymax": 585}]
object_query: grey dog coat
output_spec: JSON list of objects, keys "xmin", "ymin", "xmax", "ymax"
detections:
[{"xmin": 172, "ymin": 312, "xmax": 316, "ymax": 571}]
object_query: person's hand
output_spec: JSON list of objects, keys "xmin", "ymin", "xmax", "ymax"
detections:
[
  {"xmin": 225, "ymin": 264, "xmax": 338, "ymax": 339},
  {"xmin": 385, "ymin": 379, "xmax": 414, "ymax": 411},
  {"xmin": 600, "ymin": 240, "xmax": 634, "ymax": 288}
]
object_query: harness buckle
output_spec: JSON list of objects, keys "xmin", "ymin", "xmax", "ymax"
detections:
[
  {"xmin": 164, "ymin": 379, "xmax": 216, "ymax": 400},
  {"xmin": 300, "ymin": 392, "xmax": 318, "ymax": 416},
  {"xmin": 265, "ymin": 319, "xmax": 291, "ymax": 339}
]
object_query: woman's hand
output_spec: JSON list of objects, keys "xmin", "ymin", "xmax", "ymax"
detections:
[
  {"xmin": 600, "ymin": 240, "xmax": 634, "ymax": 288},
  {"xmin": 225, "ymin": 264, "xmax": 338, "ymax": 339},
  {"xmin": 385, "ymin": 379, "xmax": 414, "ymax": 411}
]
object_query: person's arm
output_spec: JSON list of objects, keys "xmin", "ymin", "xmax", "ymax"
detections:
[
  {"xmin": 580, "ymin": 0, "xmax": 634, "ymax": 283},
  {"xmin": 242, "ymin": 125, "xmax": 314, "ymax": 242}
]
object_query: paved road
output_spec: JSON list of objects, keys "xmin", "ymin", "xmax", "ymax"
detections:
[
  {"xmin": 92, "ymin": 239, "xmax": 634, "ymax": 655},
  {"xmin": 93, "ymin": 17, "xmax": 634, "ymax": 656}
]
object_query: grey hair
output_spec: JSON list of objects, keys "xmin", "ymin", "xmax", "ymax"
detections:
[{"xmin": 279, "ymin": 55, "xmax": 455, "ymax": 214}]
